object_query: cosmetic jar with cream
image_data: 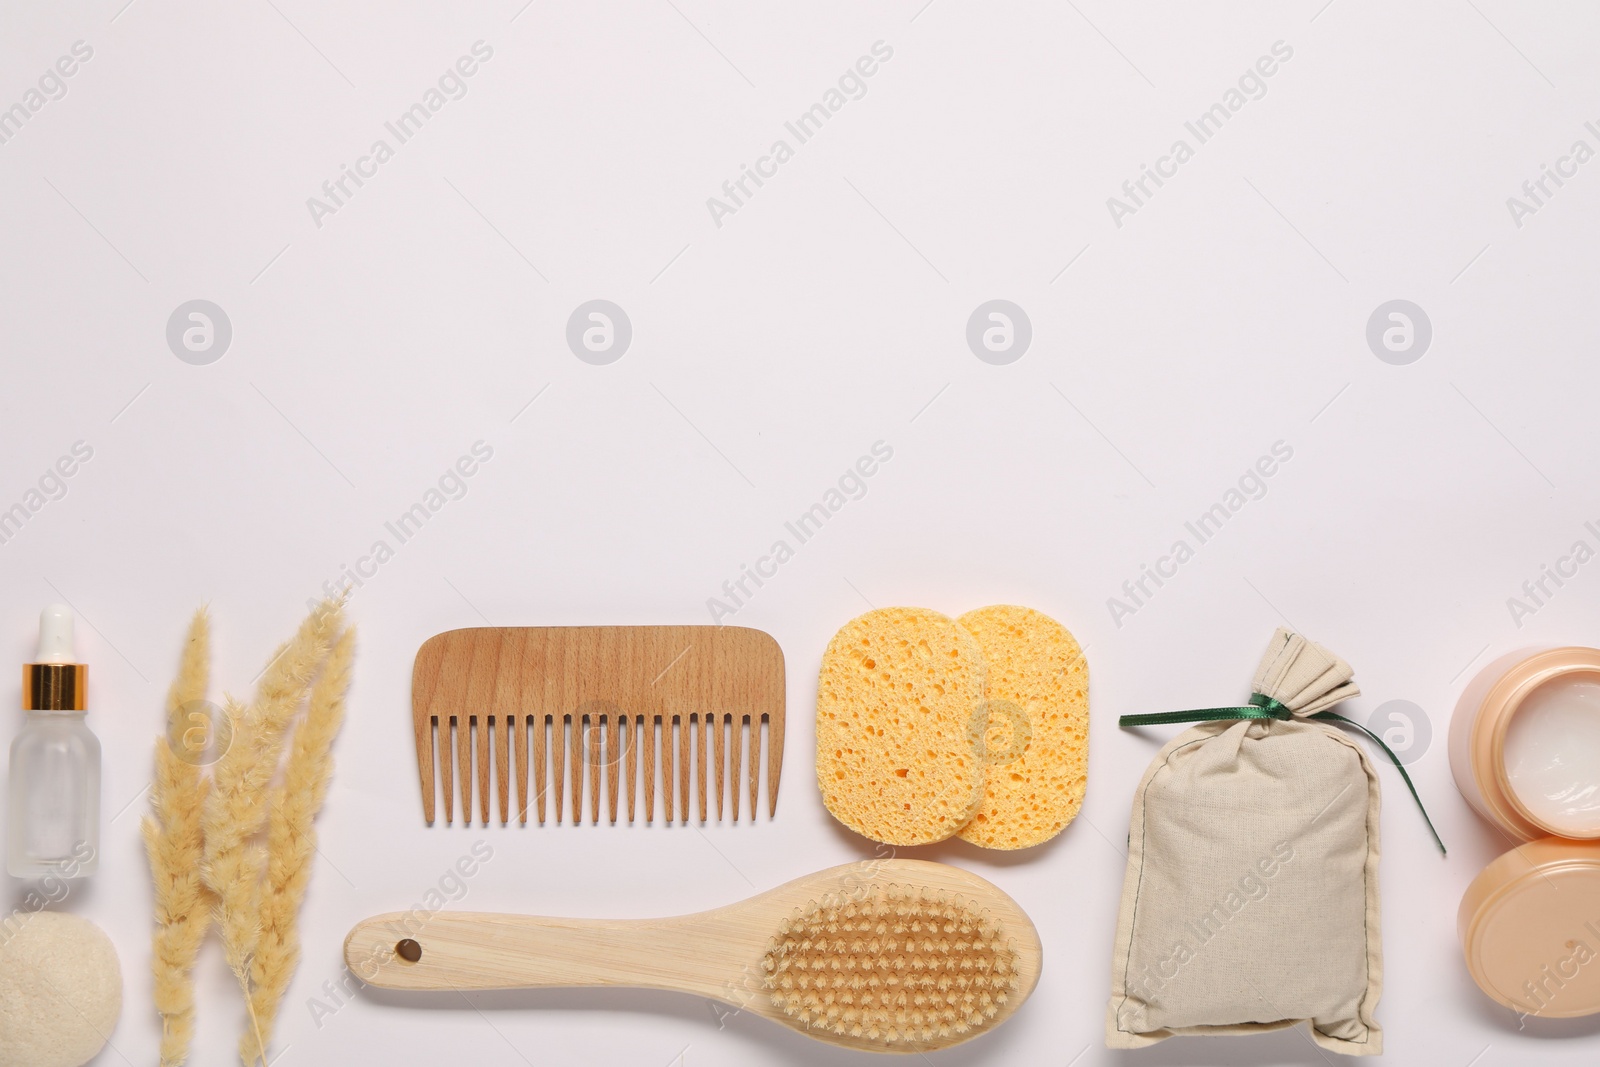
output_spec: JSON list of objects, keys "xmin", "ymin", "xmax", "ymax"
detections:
[{"xmin": 1450, "ymin": 647, "xmax": 1600, "ymax": 841}]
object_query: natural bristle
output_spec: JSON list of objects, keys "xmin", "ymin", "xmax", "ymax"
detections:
[{"xmin": 763, "ymin": 885, "xmax": 1018, "ymax": 1046}]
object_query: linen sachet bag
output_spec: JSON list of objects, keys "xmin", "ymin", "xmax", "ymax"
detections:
[{"xmin": 1106, "ymin": 629, "xmax": 1444, "ymax": 1056}]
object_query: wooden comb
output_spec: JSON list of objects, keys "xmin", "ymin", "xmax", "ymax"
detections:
[{"xmin": 412, "ymin": 626, "xmax": 784, "ymax": 826}]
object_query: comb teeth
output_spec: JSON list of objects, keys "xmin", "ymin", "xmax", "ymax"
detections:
[
  {"xmin": 411, "ymin": 626, "xmax": 785, "ymax": 827},
  {"xmin": 423, "ymin": 710, "xmax": 775, "ymax": 826}
]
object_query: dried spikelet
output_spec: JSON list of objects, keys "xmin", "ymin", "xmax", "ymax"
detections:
[
  {"xmin": 205, "ymin": 696, "xmax": 266, "ymax": 980},
  {"xmin": 142, "ymin": 609, "xmax": 214, "ymax": 1067},
  {"xmin": 242, "ymin": 624, "xmax": 356, "ymax": 1064},
  {"xmin": 202, "ymin": 599, "xmax": 342, "ymax": 1062},
  {"xmin": 252, "ymin": 600, "xmax": 344, "ymax": 753}
]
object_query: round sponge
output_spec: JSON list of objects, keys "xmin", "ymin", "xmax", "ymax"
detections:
[
  {"xmin": 955, "ymin": 605, "xmax": 1089, "ymax": 850},
  {"xmin": 0, "ymin": 911, "xmax": 122, "ymax": 1067},
  {"xmin": 816, "ymin": 607, "xmax": 987, "ymax": 845}
]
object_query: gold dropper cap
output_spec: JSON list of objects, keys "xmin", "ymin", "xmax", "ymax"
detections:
[
  {"xmin": 23, "ymin": 663, "xmax": 87, "ymax": 711},
  {"xmin": 24, "ymin": 605, "xmax": 87, "ymax": 711}
]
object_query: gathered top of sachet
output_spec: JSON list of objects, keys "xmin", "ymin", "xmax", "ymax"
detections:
[
  {"xmin": 1250, "ymin": 627, "xmax": 1359, "ymax": 716},
  {"xmin": 1123, "ymin": 627, "xmax": 1445, "ymax": 856}
]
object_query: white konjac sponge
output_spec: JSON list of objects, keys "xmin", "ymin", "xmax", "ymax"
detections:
[{"xmin": 0, "ymin": 911, "xmax": 122, "ymax": 1067}]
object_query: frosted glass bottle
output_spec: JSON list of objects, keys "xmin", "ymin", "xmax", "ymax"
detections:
[{"xmin": 6, "ymin": 605, "xmax": 100, "ymax": 878}]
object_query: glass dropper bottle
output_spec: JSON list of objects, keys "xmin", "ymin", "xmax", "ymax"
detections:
[{"xmin": 6, "ymin": 605, "xmax": 101, "ymax": 878}]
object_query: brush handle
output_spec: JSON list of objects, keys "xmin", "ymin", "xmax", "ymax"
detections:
[{"xmin": 344, "ymin": 911, "xmax": 761, "ymax": 1002}]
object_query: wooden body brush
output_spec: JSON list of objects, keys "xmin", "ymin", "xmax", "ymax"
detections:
[
  {"xmin": 345, "ymin": 859, "xmax": 1040, "ymax": 1053},
  {"xmin": 413, "ymin": 625, "xmax": 784, "ymax": 826}
]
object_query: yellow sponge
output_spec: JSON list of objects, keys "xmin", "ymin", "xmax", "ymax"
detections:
[
  {"xmin": 815, "ymin": 608, "xmax": 987, "ymax": 846},
  {"xmin": 956, "ymin": 605, "xmax": 1088, "ymax": 850}
]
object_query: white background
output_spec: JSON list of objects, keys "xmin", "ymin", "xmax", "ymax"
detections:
[{"xmin": 3, "ymin": 1, "xmax": 1599, "ymax": 1064}]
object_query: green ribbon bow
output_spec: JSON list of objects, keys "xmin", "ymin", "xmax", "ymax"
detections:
[{"xmin": 1121, "ymin": 693, "xmax": 1447, "ymax": 855}]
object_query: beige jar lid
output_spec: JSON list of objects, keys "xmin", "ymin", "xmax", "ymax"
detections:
[{"xmin": 1459, "ymin": 837, "xmax": 1600, "ymax": 1018}]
